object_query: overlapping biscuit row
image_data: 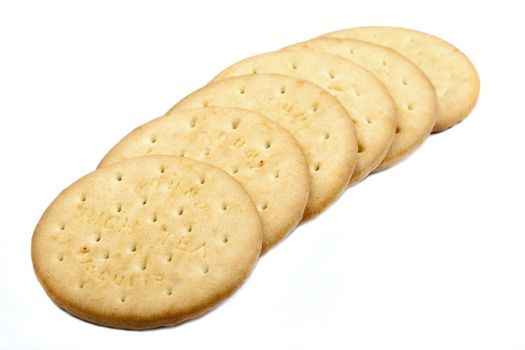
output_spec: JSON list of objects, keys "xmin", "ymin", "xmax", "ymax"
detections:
[{"xmin": 32, "ymin": 26, "xmax": 479, "ymax": 329}]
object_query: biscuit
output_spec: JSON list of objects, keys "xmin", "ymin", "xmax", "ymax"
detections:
[
  {"xmin": 210, "ymin": 49, "xmax": 397, "ymax": 184},
  {"xmin": 32, "ymin": 155, "xmax": 263, "ymax": 329},
  {"xmin": 169, "ymin": 74, "xmax": 357, "ymax": 219},
  {"xmin": 326, "ymin": 26, "xmax": 480, "ymax": 132},
  {"xmin": 286, "ymin": 37, "xmax": 437, "ymax": 170},
  {"xmin": 99, "ymin": 107, "xmax": 310, "ymax": 253}
]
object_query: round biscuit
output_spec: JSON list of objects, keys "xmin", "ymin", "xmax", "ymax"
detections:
[
  {"xmin": 210, "ymin": 49, "xmax": 397, "ymax": 184},
  {"xmin": 32, "ymin": 155, "xmax": 263, "ymax": 329},
  {"xmin": 169, "ymin": 74, "xmax": 357, "ymax": 219},
  {"xmin": 326, "ymin": 26, "xmax": 480, "ymax": 132},
  {"xmin": 99, "ymin": 107, "xmax": 310, "ymax": 252},
  {"xmin": 286, "ymin": 37, "xmax": 437, "ymax": 170}
]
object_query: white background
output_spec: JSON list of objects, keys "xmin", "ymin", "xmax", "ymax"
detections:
[{"xmin": 1, "ymin": 1, "xmax": 524, "ymax": 349}]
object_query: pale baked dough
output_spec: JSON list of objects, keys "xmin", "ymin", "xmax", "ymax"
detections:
[
  {"xmin": 99, "ymin": 107, "xmax": 310, "ymax": 252},
  {"xmin": 32, "ymin": 156, "xmax": 263, "ymax": 329},
  {"xmin": 169, "ymin": 74, "xmax": 357, "ymax": 218},
  {"xmin": 210, "ymin": 49, "xmax": 397, "ymax": 184},
  {"xmin": 286, "ymin": 37, "xmax": 437, "ymax": 170},
  {"xmin": 326, "ymin": 26, "xmax": 480, "ymax": 132}
]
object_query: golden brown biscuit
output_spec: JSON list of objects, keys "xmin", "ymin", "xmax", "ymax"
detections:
[
  {"xmin": 169, "ymin": 74, "xmax": 357, "ymax": 219},
  {"xmin": 326, "ymin": 26, "xmax": 480, "ymax": 132},
  {"xmin": 99, "ymin": 107, "xmax": 310, "ymax": 252},
  {"xmin": 32, "ymin": 156, "xmax": 263, "ymax": 329},
  {"xmin": 210, "ymin": 49, "xmax": 397, "ymax": 185},
  {"xmin": 286, "ymin": 37, "xmax": 437, "ymax": 170}
]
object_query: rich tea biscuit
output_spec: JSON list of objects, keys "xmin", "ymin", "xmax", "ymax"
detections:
[
  {"xmin": 32, "ymin": 156, "xmax": 263, "ymax": 329},
  {"xmin": 326, "ymin": 26, "xmax": 480, "ymax": 132},
  {"xmin": 99, "ymin": 107, "xmax": 310, "ymax": 252},
  {"xmin": 286, "ymin": 37, "xmax": 437, "ymax": 170},
  {"xmin": 210, "ymin": 49, "xmax": 397, "ymax": 184},
  {"xmin": 169, "ymin": 74, "xmax": 357, "ymax": 219}
]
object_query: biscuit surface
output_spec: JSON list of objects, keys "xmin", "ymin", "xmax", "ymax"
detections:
[
  {"xmin": 286, "ymin": 37, "xmax": 437, "ymax": 170},
  {"xmin": 32, "ymin": 156, "xmax": 263, "ymax": 329},
  {"xmin": 99, "ymin": 107, "xmax": 309, "ymax": 252},
  {"xmin": 169, "ymin": 74, "xmax": 357, "ymax": 219},
  {"xmin": 326, "ymin": 26, "xmax": 480, "ymax": 132},
  {"xmin": 210, "ymin": 49, "xmax": 397, "ymax": 184}
]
